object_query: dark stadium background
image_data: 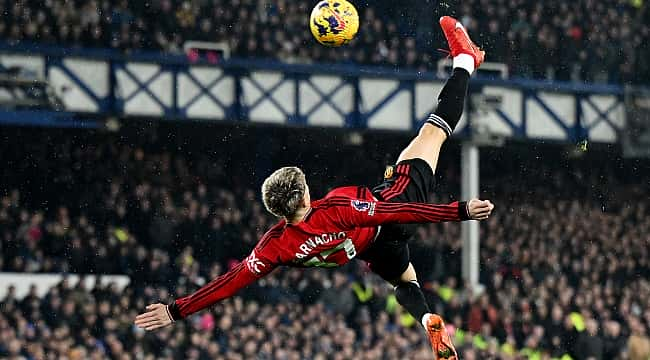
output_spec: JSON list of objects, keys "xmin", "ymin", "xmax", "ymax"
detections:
[{"xmin": 1, "ymin": 0, "xmax": 650, "ymax": 359}]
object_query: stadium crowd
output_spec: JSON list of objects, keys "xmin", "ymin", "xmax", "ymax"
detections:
[
  {"xmin": 1, "ymin": 0, "xmax": 649, "ymax": 84},
  {"xmin": 1, "ymin": 126, "xmax": 649, "ymax": 359}
]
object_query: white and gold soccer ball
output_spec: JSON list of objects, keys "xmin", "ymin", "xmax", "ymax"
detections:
[{"xmin": 309, "ymin": 0, "xmax": 359, "ymax": 47}]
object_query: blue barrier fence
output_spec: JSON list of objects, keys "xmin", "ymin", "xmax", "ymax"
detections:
[{"xmin": 0, "ymin": 43, "xmax": 628, "ymax": 143}]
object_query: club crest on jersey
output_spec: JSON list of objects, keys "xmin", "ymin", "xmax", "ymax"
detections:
[
  {"xmin": 351, "ymin": 200, "xmax": 376, "ymax": 216},
  {"xmin": 384, "ymin": 165, "xmax": 394, "ymax": 179},
  {"xmin": 245, "ymin": 251, "xmax": 266, "ymax": 274}
]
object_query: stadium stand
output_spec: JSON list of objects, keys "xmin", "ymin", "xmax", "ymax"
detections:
[
  {"xmin": 1, "ymin": 0, "xmax": 649, "ymax": 359},
  {"xmin": 1, "ymin": 0, "xmax": 649, "ymax": 84},
  {"xmin": 1, "ymin": 125, "xmax": 649, "ymax": 359}
]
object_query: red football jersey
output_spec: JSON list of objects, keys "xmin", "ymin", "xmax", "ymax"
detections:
[{"xmin": 169, "ymin": 186, "xmax": 468, "ymax": 320}]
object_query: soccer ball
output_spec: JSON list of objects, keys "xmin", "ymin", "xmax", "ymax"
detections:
[{"xmin": 309, "ymin": 0, "xmax": 359, "ymax": 47}]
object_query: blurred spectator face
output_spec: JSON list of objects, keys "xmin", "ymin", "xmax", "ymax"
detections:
[
  {"xmin": 586, "ymin": 318, "xmax": 599, "ymax": 336},
  {"xmin": 606, "ymin": 321, "xmax": 621, "ymax": 337},
  {"xmin": 462, "ymin": 348, "xmax": 477, "ymax": 360},
  {"xmin": 552, "ymin": 304, "xmax": 563, "ymax": 322}
]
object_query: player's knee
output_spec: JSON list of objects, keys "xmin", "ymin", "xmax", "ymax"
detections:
[
  {"xmin": 399, "ymin": 263, "xmax": 418, "ymax": 283},
  {"xmin": 418, "ymin": 123, "xmax": 448, "ymax": 139}
]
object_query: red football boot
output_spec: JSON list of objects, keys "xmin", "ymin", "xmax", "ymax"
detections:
[
  {"xmin": 439, "ymin": 16, "xmax": 485, "ymax": 69},
  {"xmin": 425, "ymin": 314, "xmax": 458, "ymax": 360}
]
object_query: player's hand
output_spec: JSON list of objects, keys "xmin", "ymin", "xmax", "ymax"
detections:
[
  {"xmin": 134, "ymin": 303, "xmax": 174, "ymax": 331},
  {"xmin": 467, "ymin": 199, "xmax": 494, "ymax": 220}
]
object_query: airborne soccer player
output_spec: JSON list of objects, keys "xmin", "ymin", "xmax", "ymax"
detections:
[{"xmin": 135, "ymin": 16, "xmax": 489, "ymax": 359}]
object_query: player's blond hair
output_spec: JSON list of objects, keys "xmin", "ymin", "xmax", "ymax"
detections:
[{"xmin": 261, "ymin": 167, "xmax": 307, "ymax": 218}]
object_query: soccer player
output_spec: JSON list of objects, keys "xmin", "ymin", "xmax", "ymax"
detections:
[{"xmin": 135, "ymin": 16, "xmax": 488, "ymax": 359}]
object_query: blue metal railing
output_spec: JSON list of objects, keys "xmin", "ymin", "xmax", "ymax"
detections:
[{"xmin": 0, "ymin": 42, "xmax": 630, "ymax": 143}]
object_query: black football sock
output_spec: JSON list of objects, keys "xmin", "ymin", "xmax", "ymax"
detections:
[
  {"xmin": 394, "ymin": 280, "xmax": 430, "ymax": 324},
  {"xmin": 425, "ymin": 68, "xmax": 471, "ymax": 137}
]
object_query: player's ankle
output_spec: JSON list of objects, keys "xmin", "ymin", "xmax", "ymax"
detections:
[
  {"xmin": 421, "ymin": 313, "xmax": 432, "ymax": 328},
  {"xmin": 453, "ymin": 53, "xmax": 475, "ymax": 75}
]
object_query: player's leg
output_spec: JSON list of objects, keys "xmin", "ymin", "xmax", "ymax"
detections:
[
  {"xmin": 397, "ymin": 125, "xmax": 447, "ymax": 177},
  {"xmin": 375, "ymin": 262, "xmax": 431, "ymax": 328},
  {"xmin": 393, "ymin": 264, "xmax": 458, "ymax": 360},
  {"xmin": 397, "ymin": 16, "xmax": 485, "ymax": 173},
  {"xmin": 397, "ymin": 66, "xmax": 471, "ymax": 171},
  {"xmin": 359, "ymin": 237, "xmax": 430, "ymax": 321},
  {"xmin": 360, "ymin": 235, "xmax": 458, "ymax": 359},
  {"xmin": 365, "ymin": 18, "xmax": 484, "ymax": 357},
  {"xmin": 392, "ymin": 263, "xmax": 430, "ymax": 323}
]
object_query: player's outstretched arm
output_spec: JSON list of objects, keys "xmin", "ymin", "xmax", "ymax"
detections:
[
  {"xmin": 135, "ymin": 252, "xmax": 275, "ymax": 331},
  {"xmin": 335, "ymin": 197, "xmax": 494, "ymax": 228}
]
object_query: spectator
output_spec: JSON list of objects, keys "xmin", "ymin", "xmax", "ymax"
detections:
[
  {"xmin": 628, "ymin": 317, "xmax": 650, "ymax": 360},
  {"xmin": 320, "ymin": 272, "xmax": 356, "ymax": 317},
  {"xmin": 603, "ymin": 321, "xmax": 625, "ymax": 359},
  {"xmin": 0, "ymin": 125, "xmax": 648, "ymax": 358},
  {"xmin": 574, "ymin": 318, "xmax": 604, "ymax": 360},
  {"xmin": 0, "ymin": 0, "xmax": 648, "ymax": 84}
]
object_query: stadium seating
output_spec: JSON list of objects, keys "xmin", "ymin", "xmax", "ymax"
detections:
[
  {"xmin": 1, "ymin": 0, "xmax": 648, "ymax": 84},
  {"xmin": 1, "ymin": 1, "xmax": 649, "ymax": 358},
  {"xmin": 1, "ymin": 125, "xmax": 649, "ymax": 359}
]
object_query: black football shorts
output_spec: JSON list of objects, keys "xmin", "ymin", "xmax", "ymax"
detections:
[{"xmin": 358, "ymin": 158, "xmax": 435, "ymax": 281}]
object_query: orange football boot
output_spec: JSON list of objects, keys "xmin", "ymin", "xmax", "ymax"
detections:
[
  {"xmin": 425, "ymin": 313, "xmax": 458, "ymax": 359},
  {"xmin": 439, "ymin": 16, "xmax": 485, "ymax": 69}
]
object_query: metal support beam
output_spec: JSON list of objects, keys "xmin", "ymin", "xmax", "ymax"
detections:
[{"xmin": 461, "ymin": 142, "xmax": 480, "ymax": 288}]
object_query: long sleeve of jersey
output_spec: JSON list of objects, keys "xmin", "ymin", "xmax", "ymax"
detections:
[
  {"xmin": 167, "ymin": 243, "xmax": 278, "ymax": 320},
  {"xmin": 331, "ymin": 197, "xmax": 470, "ymax": 229},
  {"xmin": 167, "ymin": 262, "xmax": 255, "ymax": 320}
]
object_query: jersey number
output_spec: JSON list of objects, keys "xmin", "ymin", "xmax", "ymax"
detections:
[{"xmin": 303, "ymin": 238, "xmax": 357, "ymax": 268}]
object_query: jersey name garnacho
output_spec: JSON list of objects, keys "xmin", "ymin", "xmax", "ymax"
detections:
[{"xmin": 247, "ymin": 186, "xmax": 380, "ymax": 273}]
